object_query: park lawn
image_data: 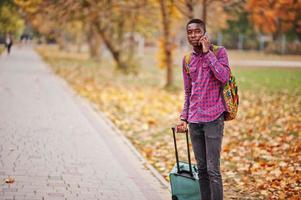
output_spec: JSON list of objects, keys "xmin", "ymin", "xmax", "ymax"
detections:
[
  {"xmin": 37, "ymin": 45, "xmax": 301, "ymax": 199},
  {"xmin": 233, "ymin": 67, "xmax": 301, "ymax": 93},
  {"xmin": 0, "ymin": 45, "xmax": 5, "ymax": 55},
  {"xmin": 172, "ymin": 66, "xmax": 301, "ymax": 94}
]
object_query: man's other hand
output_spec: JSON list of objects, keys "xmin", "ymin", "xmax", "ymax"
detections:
[{"xmin": 176, "ymin": 121, "xmax": 188, "ymax": 133}]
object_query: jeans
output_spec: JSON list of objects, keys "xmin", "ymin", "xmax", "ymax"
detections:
[{"xmin": 188, "ymin": 113, "xmax": 224, "ymax": 200}]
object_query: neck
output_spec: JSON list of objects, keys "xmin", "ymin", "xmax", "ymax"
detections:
[{"xmin": 193, "ymin": 46, "xmax": 202, "ymax": 54}]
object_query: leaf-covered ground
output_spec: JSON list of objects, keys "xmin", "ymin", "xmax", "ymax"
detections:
[{"xmin": 37, "ymin": 46, "xmax": 301, "ymax": 199}]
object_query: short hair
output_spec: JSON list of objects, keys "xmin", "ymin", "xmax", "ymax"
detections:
[{"xmin": 186, "ymin": 18, "xmax": 206, "ymax": 32}]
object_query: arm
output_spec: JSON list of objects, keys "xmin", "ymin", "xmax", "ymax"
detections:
[
  {"xmin": 180, "ymin": 57, "xmax": 192, "ymax": 122},
  {"xmin": 204, "ymin": 47, "xmax": 231, "ymax": 85}
]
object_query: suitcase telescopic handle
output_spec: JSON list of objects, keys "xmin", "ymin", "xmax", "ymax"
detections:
[{"xmin": 171, "ymin": 127, "xmax": 193, "ymax": 177}]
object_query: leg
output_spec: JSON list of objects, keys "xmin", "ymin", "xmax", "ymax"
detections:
[
  {"xmin": 189, "ymin": 123, "xmax": 211, "ymax": 200},
  {"xmin": 203, "ymin": 114, "xmax": 224, "ymax": 200},
  {"xmin": 8, "ymin": 44, "xmax": 11, "ymax": 54}
]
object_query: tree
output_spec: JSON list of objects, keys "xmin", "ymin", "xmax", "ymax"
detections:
[
  {"xmin": 0, "ymin": 0, "xmax": 24, "ymax": 36},
  {"xmin": 90, "ymin": 0, "xmax": 151, "ymax": 73},
  {"xmin": 247, "ymin": 0, "xmax": 301, "ymax": 41},
  {"xmin": 157, "ymin": 0, "xmax": 182, "ymax": 88},
  {"xmin": 61, "ymin": 0, "xmax": 151, "ymax": 72},
  {"xmin": 220, "ymin": 0, "xmax": 258, "ymax": 49},
  {"xmin": 173, "ymin": 0, "xmax": 239, "ymax": 38},
  {"xmin": 15, "ymin": 0, "xmax": 69, "ymax": 49},
  {"xmin": 174, "ymin": 0, "xmax": 199, "ymax": 19},
  {"xmin": 15, "ymin": 0, "xmax": 155, "ymax": 72},
  {"xmin": 202, "ymin": 0, "xmax": 243, "ymax": 34}
]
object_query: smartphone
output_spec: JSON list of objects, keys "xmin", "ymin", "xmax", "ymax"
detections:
[{"xmin": 198, "ymin": 32, "xmax": 208, "ymax": 48}]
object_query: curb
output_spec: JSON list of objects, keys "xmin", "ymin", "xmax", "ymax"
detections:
[{"xmin": 90, "ymin": 102, "xmax": 171, "ymax": 191}]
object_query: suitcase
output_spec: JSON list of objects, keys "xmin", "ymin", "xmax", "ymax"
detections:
[{"xmin": 169, "ymin": 127, "xmax": 201, "ymax": 200}]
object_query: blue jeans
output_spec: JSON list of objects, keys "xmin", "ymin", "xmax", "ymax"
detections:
[{"xmin": 188, "ymin": 113, "xmax": 224, "ymax": 200}]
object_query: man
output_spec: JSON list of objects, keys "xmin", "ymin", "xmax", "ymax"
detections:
[
  {"xmin": 176, "ymin": 18, "xmax": 230, "ymax": 200},
  {"xmin": 5, "ymin": 33, "xmax": 13, "ymax": 55}
]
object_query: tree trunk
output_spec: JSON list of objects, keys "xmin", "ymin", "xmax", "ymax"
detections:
[
  {"xmin": 97, "ymin": 26, "xmax": 130, "ymax": 72},
  {"xmin": 202, "ymin": 0, "xmax": 207, "ymax": 24},
  {"xmin": 126, "ymin": 10, "xmax": 138, "ymax": 64},
  {"xmin": 165, "ymin": 46, "xmax": 173, "ymax": 88},
  {"xmin": 87, "ymin": 25, "xmax": 101, "ymax": 61},
  {"xmin": 57, "ymin": 31, "xmax": 67, "ymax": 51},
  {"xmin": 186, "ymin": 0, "xmax": 194, "ymax": 19},
  {"xmin": 159, "ymin": 0, "xmax": 173, "ymax": 88}
]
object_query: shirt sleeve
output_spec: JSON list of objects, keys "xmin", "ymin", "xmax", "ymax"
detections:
[
  {"xmin": 180, "ymin": 56, "xmax": 192, "ymax": 122},
  {"xmin": 204, "ymin": 47, "xmax": 230, "ymax": 84}
]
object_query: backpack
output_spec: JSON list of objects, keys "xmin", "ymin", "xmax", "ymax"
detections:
[{"xmin": 184, "ymin": 45, "xmax": 239, "ymax": 121}]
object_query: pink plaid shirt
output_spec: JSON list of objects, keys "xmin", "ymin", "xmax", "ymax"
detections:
[{"xmin": 180, "ymin": 45, "xmax": 231, "ymax": 123}]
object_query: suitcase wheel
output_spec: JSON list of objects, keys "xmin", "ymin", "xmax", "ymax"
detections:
[{"xmin": 172, "ymin": 195, "xmax": 178, "ymax": 200}]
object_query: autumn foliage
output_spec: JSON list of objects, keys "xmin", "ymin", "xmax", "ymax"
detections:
[{"xmin": 247, "ymin": 0, "xmax": 301, "ymax": 38}]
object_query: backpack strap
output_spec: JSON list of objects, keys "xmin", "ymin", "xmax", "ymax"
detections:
[
  {"xmin": 212, "ymin": 44, "xmax": 220, "ymax": 56},
  {"xmin": 184, "ymin": 53, "xmax": 192, "ymax": 75}
]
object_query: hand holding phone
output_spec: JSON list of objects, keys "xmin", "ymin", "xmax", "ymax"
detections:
[{"xmin": 198, "ymin": 32, "xmax": 210, "ymax": 53}]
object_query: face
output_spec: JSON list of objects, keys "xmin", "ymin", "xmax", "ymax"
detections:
[{"xmin": 187, "ymin": 23, "xmax": 205, "ymax": 47}]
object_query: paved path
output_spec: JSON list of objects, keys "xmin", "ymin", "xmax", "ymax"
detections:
[
  {"xmin": 230, "ymin": 60, "xmax": 301, "ymax": 68},
  {"xmin": 0, "ymin": 47, "xmax": 170, "ymax": 200}
]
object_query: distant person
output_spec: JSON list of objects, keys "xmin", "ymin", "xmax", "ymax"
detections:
[
  {"xmin": 20, "ymin": 33, "xmax": 30, "ymax": 44},
  {"xmin": 5, "ymin": 33, "xmax": 13, "ymax": 55},
  {"xmin": 176, "ymin": 18, "xmax": 231, "ymax": 200}
]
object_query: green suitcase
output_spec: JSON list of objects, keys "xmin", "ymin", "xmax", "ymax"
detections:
[{"xmin": 169, "ymin": 127, "xmax": 201, "ymax": 200}]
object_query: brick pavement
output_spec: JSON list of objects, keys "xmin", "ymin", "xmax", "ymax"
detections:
[{"xmin": 0, "ymin": 46, "xmax": 170, "ymax": 200}]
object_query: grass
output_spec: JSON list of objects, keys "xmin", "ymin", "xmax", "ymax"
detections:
[
  {"xmin": 233, "ymin": 67, "xmax": 301, "ymax": 93},
  {"xmin": 172, "ymin": 66, "xmax": 301, "ymax": 94},
  {"xmin": 0, "ymin": 45, "xmax": 5, "ymax": 55}
]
